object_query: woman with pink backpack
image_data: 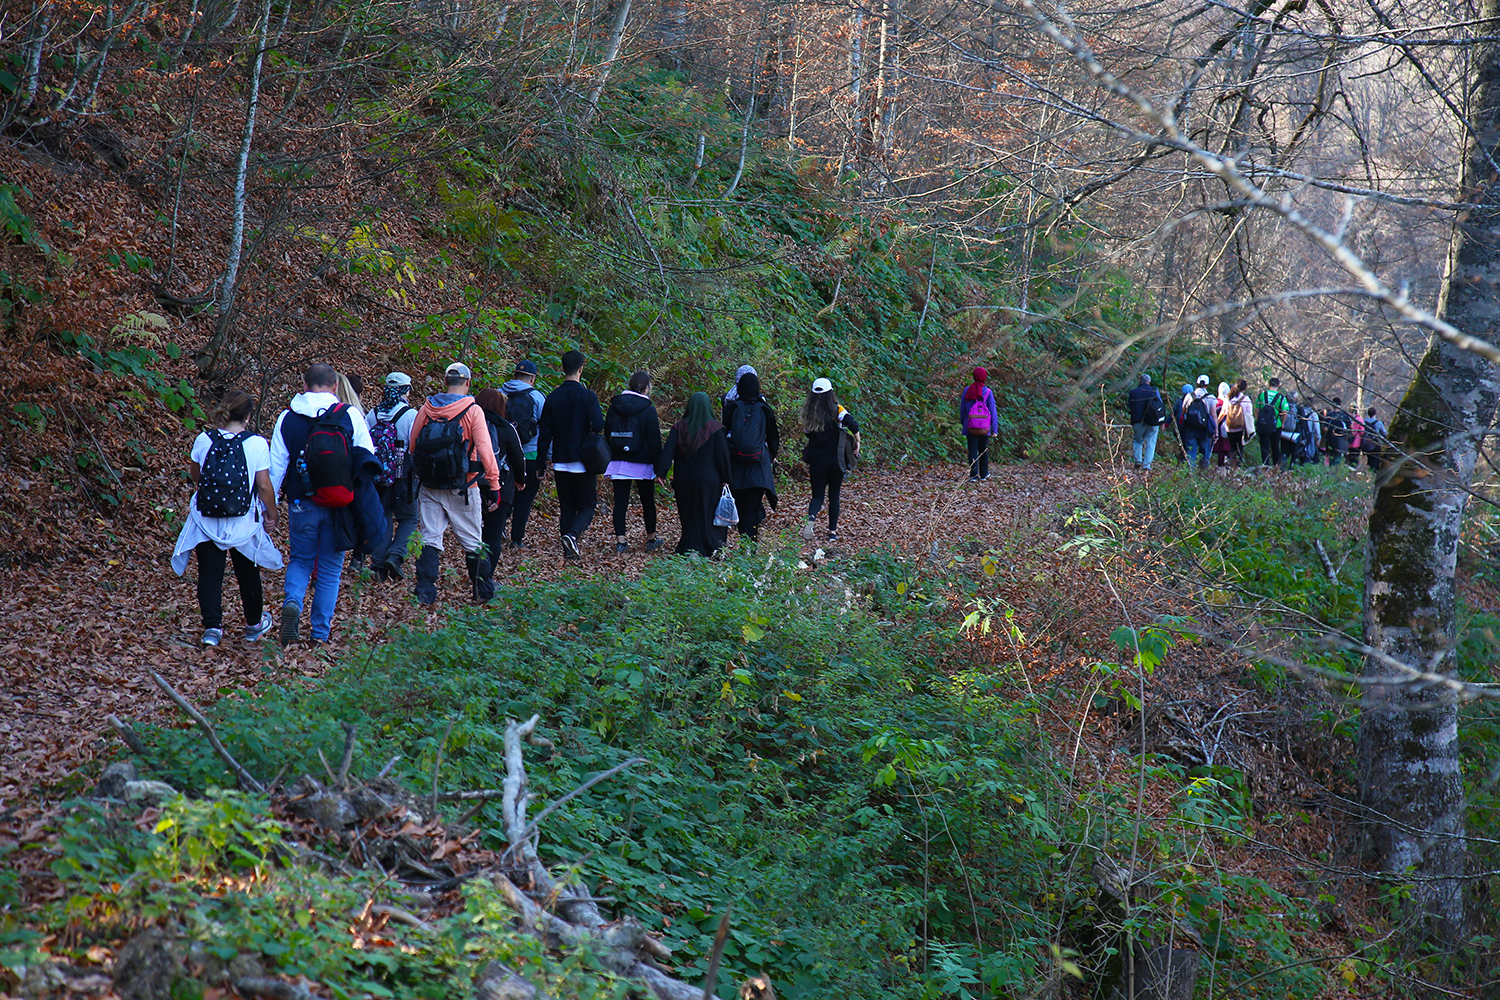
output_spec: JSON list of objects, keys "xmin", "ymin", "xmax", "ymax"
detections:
[{"xmin": 959, "ymin": 367, "xmax": 999, "ymax": 481}]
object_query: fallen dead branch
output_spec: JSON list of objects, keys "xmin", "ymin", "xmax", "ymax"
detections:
[
  {"xmin": 494, "ymin": 715, "xmax": 723, "ymax": 1000},
  {"xmin": 149, "ymin": 671, "xmax": 266, "ymax": 794}
]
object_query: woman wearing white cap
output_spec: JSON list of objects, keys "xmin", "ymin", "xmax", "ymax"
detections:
[{"xmin": 799, "ymin": 378, "xmax": 860, "ymax": 543}]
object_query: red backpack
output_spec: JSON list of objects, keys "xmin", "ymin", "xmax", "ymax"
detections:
[{"xmin": 296, "ymin": 404, "xmax": 355, "ymax": 507}]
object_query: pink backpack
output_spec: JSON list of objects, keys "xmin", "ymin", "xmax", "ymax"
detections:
[{"xmin": 965, "ymin": 394, "xmax": 991, "ymax": 433}]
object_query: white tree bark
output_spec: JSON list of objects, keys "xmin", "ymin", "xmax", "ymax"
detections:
[
  {"xmin": 215, "ymin": 0, "xmax": 275, "ymax": 329},
  {"xmin": 585, "ymin": 0, "xmax": 632, "ymax": 114},
  {"xmin": 1358, "ymin": 0, "xmax": 1500, "ymax": 938}
]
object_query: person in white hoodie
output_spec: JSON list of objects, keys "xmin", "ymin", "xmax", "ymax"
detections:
[{"xmin": 268, "ymin": 363, "xmax": 375, "ymax": 645}]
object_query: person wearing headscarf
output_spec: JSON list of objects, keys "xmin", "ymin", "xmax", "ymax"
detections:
[
  {"xmin": 957, "ymin": 366, "xmax": 998, "ymax": 482},
  {"xmin": 366, "ymin": 372, "xmax": 419, "ymax": 580},
  {"xmin": 655, "ymin": 392, "xmax": 732, "ymax": 557},
  {"xmin": 722, "ymin": 364, "xmax": 757, "ymax": 406},
  {"xmin": 1214, "ymin": 381, "xmax": 1232, "ymax": 466},
  {"xmin": 722, "ymin": 371, "xmax": 779, "ymax": 545}
]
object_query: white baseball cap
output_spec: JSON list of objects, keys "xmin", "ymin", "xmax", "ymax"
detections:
[
  {"xmin": 811, "ymin": 377, "xmax": 833, "ymax": 394},
  {"xmin": 385, "ymin": 371, "xmax": 412, "ymax": 387},
  {"xmin": 1196, "ymin": 374, "xmax": 1210, "ymax": 385},
  {"xmin": 445, "ymin": 362, "xmax": 472, "ymax": 380}
]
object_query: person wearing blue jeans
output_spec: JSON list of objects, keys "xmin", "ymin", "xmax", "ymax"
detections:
[
  {"xmin": 282, "ymin": 501, "xmax": 346, "ymax": 642},
  {"xmin": 268, "ymin": 363, "xmax": 375, "ymax": 645},
  {"xmin": 1126, "ymin": 374, "xmax": 1166, "ymax": 471}
]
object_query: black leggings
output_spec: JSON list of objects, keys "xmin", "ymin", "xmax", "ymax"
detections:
[
  {"xmin": 196, "ymin": 541, "xmax": 263, "ymax": 629},
  {"xmin": 612, "ymin": 479, "xmax": 658, "ymax": 536},
  {"xmin": 808, "ymin": 465, "xmax": 844, "ymax": 533}
]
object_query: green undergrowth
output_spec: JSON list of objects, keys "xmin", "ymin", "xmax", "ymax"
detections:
[
  {"xmin": 2, "ymin": 540, "xmax": 1364, "ymax": 999},
  {"xmin": 1075, "ymin": 465, "xmax": 1500, "ymax": 989}
]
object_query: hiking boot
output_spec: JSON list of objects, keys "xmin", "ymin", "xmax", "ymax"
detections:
[
  {"xmin": 467, "ymin": 551, "xmax": 494, "ymax": 604},
  {"xmin": 561, "ymin": 534, "xmax": 581, "ymax": 560},
  {"xmin": 244, "ymin": 611, "xmax": 274, "ymax": 643},
  {"xmin": 279, "ymin": 601, "xmax": 301, "ymax": 645},
  {"xmin": 615, "ymin": 541, "xmax": 629, "ymax": 554},
  {"xmin": 644, "ymin": 537, "xmax": 665, "ymax": 552},
  {"xmin": 415, "ymin": 545, "xmax": 442, "ymax": 606},
  {"xmin": 383, "ymin": 555, "xmax": 405, "ymax": 581},
  {"xmin": 201, "ymin": 627, "xmax": 223, "ymax": 647},
  {"xmin": 801, "ymin": 520, "xmax": 815, "ymax": 541}
]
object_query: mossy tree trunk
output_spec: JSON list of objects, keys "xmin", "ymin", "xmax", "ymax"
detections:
[{"xmin": 1358, "ymin": 0, "xmax": 1500, "ymax": 938}]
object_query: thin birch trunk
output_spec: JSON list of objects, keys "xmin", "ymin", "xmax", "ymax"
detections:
[
  {"xmin": 215, "ymin": 0, "xmax": 276, "ymax": 332},
  {"xmin": 1358, "ymin": 0, "xmax": 1500, "ymax": 940},
  {"xmin": 724, "ymin": 8, "xmax": 767, "ymax": 198},
  {"xmin": 787, "ymin": 22, "xmax": 801, "ymax": 148},
  {"xmin": 22, "ymin": 7, "xmax": 51, "ymax": 110},
  {"xmin": 878, "ymin": 0, "xmax": 899, "ymax": 163},
  {"xmin": 584, "ymin": 0, "xmax": 632, "ymax": 114}
]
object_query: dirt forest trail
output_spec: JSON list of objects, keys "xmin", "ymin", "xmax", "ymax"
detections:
[{"xmin": 0, "ymin": 461, "xmax": 1105, "ymax": 805}]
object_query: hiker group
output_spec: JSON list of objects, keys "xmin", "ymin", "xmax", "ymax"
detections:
[
  {"xmin": 171, "ymin": 355, "xmax": 862, "ymax": 649},
  {"xmin": 1125, "ymin": 373, "xmax": 1388, "ymax": 473}
]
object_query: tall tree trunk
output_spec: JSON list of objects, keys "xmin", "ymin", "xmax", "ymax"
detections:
[
  {"xmin": 585, "ymin": 0, "xmax": 632, "ymax": 115},
  {"xmin": 1358, "ymin": 0, "xmax": 1500, "ymax": 939},
  {"xmin": 214, "ymin": 0, "xmax": 275, "ymax": 337}
]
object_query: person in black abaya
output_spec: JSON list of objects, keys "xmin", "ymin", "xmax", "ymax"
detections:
[
  {"xmin": 656, "ymin": 392, "xmax": 732, "ymax": 557},
  {"xmin": 722, "ymin": 370, "xmax": 779, "ymax": 543}
]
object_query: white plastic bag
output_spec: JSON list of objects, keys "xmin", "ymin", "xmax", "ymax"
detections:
[{"xmin": 713, "ymin": 486, "xmax": 740, "ymax": 526}]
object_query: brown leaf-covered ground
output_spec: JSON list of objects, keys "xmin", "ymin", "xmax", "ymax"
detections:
[{"xmin": 0, "ymin": 461, "xmax": 1103, "ymax": 806}]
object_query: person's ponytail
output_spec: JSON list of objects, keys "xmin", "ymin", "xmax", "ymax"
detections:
[{"xmin": 217, "ymin": 389, "xmax": 256, "ymax": 427}]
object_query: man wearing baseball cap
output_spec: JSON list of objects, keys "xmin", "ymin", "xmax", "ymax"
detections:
[
  {"xmin": 408, "ymin": 362, "xmax": 501, "ymax": 605},
  {"xmin": 366, "ymin": 371, "xmax": 418, "ymax": 580},
  {"xmin": 502, "ymin": 359, "xmax": 547, "ymax": 548}
]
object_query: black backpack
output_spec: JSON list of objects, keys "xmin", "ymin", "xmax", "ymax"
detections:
[
  {"xmin": 728, "ymin": 400, "xmax": 768, "ymax": 464},
  {"xmin": 1326, "ymin": 409, "xmax": 1351, "ymax": 442},
  {"xmin": 296, "ymin": 404, "xmax": 355, "ymax": 508},
  {"xmin": 607, "ymin": 401, "xmax": 651, "ymax": 460},
  {"xmin": 509, "ymin": 388, "xmax": 541, "ymax": 447},
  {"xmin": 197, "ymin": 430, "xmax": 253, "ymax": 517},
  {"xmin": 485, "ymin": 415, "xmax": 514, "ymax": 493},
  {"xmin": 1141, "ymin": 391, "xmax": 1166, "ymax": 426},
  {"xmin": 1256, "ymin": 391, "xmax": 1283, "ymax": 428},
  {"xmin": 1183, "ymin": 397, "xmax": 1211, "ymax": 433},
  {"xmin": 413, "ymin": 403, "xmax": 476, "ymax": 491}
]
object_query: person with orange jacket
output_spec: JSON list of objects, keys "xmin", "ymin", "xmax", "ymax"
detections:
[{"xmin": 408, "ymin": 362, "xmax": 500, "ymax": 605}]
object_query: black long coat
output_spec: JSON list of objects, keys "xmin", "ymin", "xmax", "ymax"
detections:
[{"xmin": 656, "ymin": 426, "xmax": 732, "ymax": 557}]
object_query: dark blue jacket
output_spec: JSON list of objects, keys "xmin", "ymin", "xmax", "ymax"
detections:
[
  {"xmin": 1126, "ymin": 384, "xmax": 1165, "ymax": 425},
  {"xmin": 536, "ymin": 380, "xmax": 605, "ymax": 466},
  {"xmin": 332, "ymin": 449, "xmax": 388, "ymax": 555}
]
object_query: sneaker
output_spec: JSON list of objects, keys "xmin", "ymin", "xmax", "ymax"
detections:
[
  {"xmin": 201, "ymin": 627, "xmax": 223, "ymax": 647},
  {"xmin": 509, "ymin": 541, "xmax": 526, "ymax": 550},
  {"xmin": 244, "ymin": 611, "xmax": 274, "ymax": 643},
  {"xmin": 644, "ymin": 537, "xmax": 665, "ymax": 552},
  {"xmin": 561, "ymin": 535, "xmax": 581, "ymax": 560},
  {"xmin": 280, "ymin": 600, "xmax": 301, "ymax": 645},
  {"xmin": 615, "ymin": 541, "xmax": 629, "ymax": 553},
  {"xmin": 801, "ymin": 521, "xmax": 815, "ymax": 541},
  {"xmin": 382, "ymin": 558, "xmax": 405, "ymax": 581},
  {"xmin": 827, "ymin": 532, "xmax": 839, "ymax": 544}
]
